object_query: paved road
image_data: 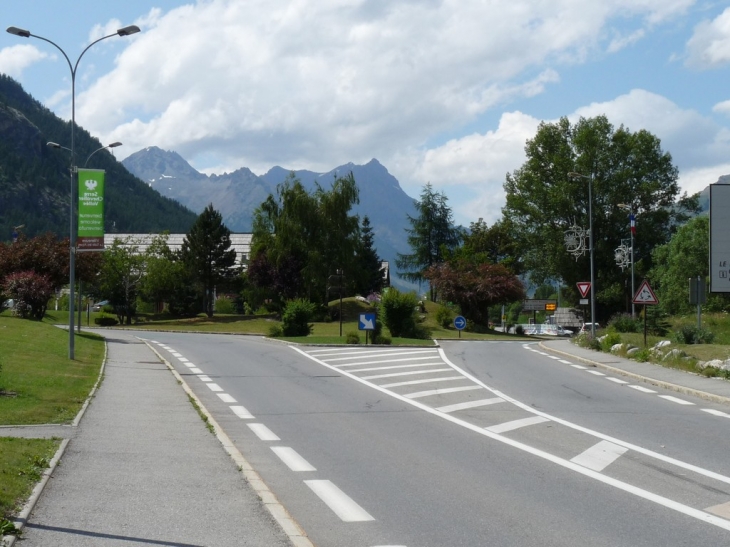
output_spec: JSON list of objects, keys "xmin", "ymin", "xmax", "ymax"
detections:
[{"xmin": 144, "ymin": 333, "xmax": 730, "ymax": 546}]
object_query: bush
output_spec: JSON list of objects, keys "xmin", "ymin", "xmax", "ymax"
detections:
[
  {"xmin": 215, "ymin": 296, "xmax": 236, "ymax": 314},
  {"xmin": 675, "ymin": 325, "xmax": 715, "ymax": 345},
  {"xmin": 374, "ymin": 334, "xmax": 391, "ymax": 345},
  {"xmin": 94, "ymin": 316, "xmax": 118, "ymax": 326},
  {"xmin": 601, "ymin": 332, "xmax": 622, "ymax": 352},
  {"xmin": 608, "ymin": 313, "xmax": 641, "ymax": 333},
  {"xmin": 268, "ymin": 324, "xmax": 283, "ymax": 337},
  {"xmin": 515, "ymin": 325, "xmax": 524, "ymax": 335},
  {"xmin": 2, "ymin": 271, "xmax": 54, "ymax": 320},
  {"xmin": 346, "ymin": 331, "xmax": 360, "ymax": 344},
  {"xmin": 281, "ymin": 299, "xmax": 315, "ymax": 336},
  {"xmin": 380, "ymin": 289, "xmax": 418, "ymax": 338},
  {"xmin": 435, "ymin": 305, "xmax": 455, "ymax": 329}
]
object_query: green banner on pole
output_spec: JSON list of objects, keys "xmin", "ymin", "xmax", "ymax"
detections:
[{"xmin": 77, "ymin": 168, "xmax": 105, "ymax": 251}]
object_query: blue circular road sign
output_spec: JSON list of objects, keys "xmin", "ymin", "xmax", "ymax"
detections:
[{"xmin": 453, "ymin": 315, "xmax": 466, "ymax": 330}]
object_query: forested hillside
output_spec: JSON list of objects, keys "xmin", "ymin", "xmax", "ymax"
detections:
[{"xmin": 0, "ymin": 75, "xmax": 196, "ymax": 242}]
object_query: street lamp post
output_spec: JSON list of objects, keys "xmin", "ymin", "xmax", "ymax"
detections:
[
  {"xmin": 618, "ymin": 203, "xmax": 635, "ymax": 318},
  {"xmin": 48, "ymin": 141, "xmax": 123, "ymax": 332},
  {"xmin": 8, "ymin": 24, "xmax": 139, "ymax": 359},
  {"xmin": 568, "ymin": 171, "xmax": 596, "ymax": 338}
]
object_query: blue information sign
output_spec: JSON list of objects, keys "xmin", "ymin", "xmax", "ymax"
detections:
[
  {"xmin": 453, "ymin": 315, "xmax": 466, "ymax": 330},
  {"xmin": 359, "ymin": 313, "xmax": 376, "ymax": 331}
]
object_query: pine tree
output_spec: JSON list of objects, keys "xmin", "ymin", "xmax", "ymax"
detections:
[
  {"xmin": 353, "ymin": 216, "xmax": 383, "ymax": 295},
  {"xmin": 181, "ymin": 204, "xmax": 236, "ymax": 317}
]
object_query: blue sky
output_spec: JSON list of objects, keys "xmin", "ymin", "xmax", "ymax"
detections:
[{"xmin": 2, "ymin": 1, "xmax": 729, "ymax": 226}]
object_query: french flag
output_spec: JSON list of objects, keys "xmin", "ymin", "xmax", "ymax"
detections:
[{"xmin": 630, "ymin": 213, "xmax": 636, "ymax": 235}]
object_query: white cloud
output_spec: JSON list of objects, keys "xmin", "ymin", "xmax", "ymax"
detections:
[
  {"xmin": 713, "ymin": 99, "xmax": 730, "ymax": 116},
  {"xmin": 0, "ymin": 45, "xmax": 49, "ymax": 78},
  {"xmin": 685, "ymin": 7, "xmax": 730, "ymax": 69}
]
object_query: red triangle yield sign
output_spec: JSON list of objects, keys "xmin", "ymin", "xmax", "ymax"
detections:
[
  {"xmin": 633, "ymin": 279, "xmax": 659, "ymax": 305},
  {"xmin": 577, "ymin": 282, "xmax": 591, "ymax": 298}
]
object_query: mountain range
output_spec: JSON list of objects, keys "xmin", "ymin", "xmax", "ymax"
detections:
[{"xmin": 122, "ymin": 147, "xmax": 419, "ymax": 288}]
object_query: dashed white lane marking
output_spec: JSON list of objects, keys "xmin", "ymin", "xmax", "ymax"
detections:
[
  {"xmin": 206, "ymin": 383, "xmax": 224, "ymax": 392},
  {"xmin": 230, "ymin": 405, "xmax": 255, "ymax": 419},
  {"xmin": 217, "ymin": 393, "xmax": 237, "ymax": 403},
  {"xmin": 659, "ymin": 395, "xmax": 695, "ymax": 406},
  {"xmin": 380, "ymin": 376, "xmax": 465, "ymax": 388},
  {"xmin": 629, "ymin": 385, "xmax": 657, "ymax": 393},
  {"xmin": 702, "ymin": 409, "xmax": 730, "ymax": 418},
  {"xmin": 606, "ymin": 377, "xmax": 628, "ymax": 384},
  {"xmin": 178, "ymin": 357, "xmax": 189, "ymax": 363},
  {"xmin": 559, "ymin": 360, "xmax": 572, "ymax": 364},
  {"xmin": 171, "ymin": 352, "xmax": 182, "ymax": 357},
  {"xmin": 435, "ymin": 398, "xmax": 504, "ymax": 413},
  {"xmin": 248, "ymin": 423, "xmax": 280, "ymax": 441},
  {"xmin": 571, "ymin": 364, "xmax": 587, "ymax": 370},
  {"xmin": 304, "ymin": 480, "xmax": 375, "ymax": 522},
  {"xmin": 271, "ymin": 447, "xmax": 317, "ymax": 472},
  {"xmin": 348, "ymin": 362, "xmax": 445, "ymax": 373},
  {"xmin": 486, "ymin": 416, "xmax": 550, "ymax": 434},
  {"xmin": 197, "ymin": 375, "xmax": 212, "ymax": 382},
  {"xmin": 190, "ymin": 368, "xmax": 203, "ymax": 374},
  {"xmin": 185, "ymin": 363, "xmax": 197, "ymax": 368},
  {"xmin": 404, "ymin": 385, "xmax": 483, "ymax": 399},
  {"xmin": 361, "ymin": 368, "xmax": 453, "ymax": 380},
  {"xmin": 549, "ymin": 356, "xmax": 562, "ymax": 360},
  {"xmin": 587, "ymin": 370, "xmax": 606, "ymax": 376},
  {"xmin": 571, "ymin": 440, "xmax": 628, "ymax": 472},
  {"xmin": 336, "ymin": 356, "xmax": 442, "ymax": 368}
]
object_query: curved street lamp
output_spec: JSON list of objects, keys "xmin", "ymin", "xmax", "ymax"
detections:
[
  {"xmin": 9, "ymin": 24, "xmax": 140, "ymax": 359},
  {"xmin": 618, "ymin": 203, "xmax": 636, "ymax": 318},
  {"xmin": 568, "ymin": 171, "xmax": 596, "ymax": 338}
]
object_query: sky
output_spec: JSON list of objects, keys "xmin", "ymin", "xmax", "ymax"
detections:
[{"xmin": 2, "ymin": 0, "xmax": 729, "ymax": 227}]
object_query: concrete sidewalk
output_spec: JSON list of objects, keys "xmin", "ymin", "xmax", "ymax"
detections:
[
  {"xmin": 9, "ymin": 330, "xmax": 293, "ymax": 547},
  {"xmin": 540, "ymin": 338, "xmax": 730, "ymax": 405}
]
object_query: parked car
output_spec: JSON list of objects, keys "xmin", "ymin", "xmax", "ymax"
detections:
[
  {"xmin": 579, "ymin": 322, "xmax": 600, "ymax": 334},
  {"xmin": 91, "ymin": 300, "xmax": 109, "ymax": 312}
]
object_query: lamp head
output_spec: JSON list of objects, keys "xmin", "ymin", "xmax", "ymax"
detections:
[
  {"xmin": 108, "ymin": 142, "xmax": 123, "ymax": 148},
  {"xmin": 7, "ymin": 26, "xmax": 30, "ymax": 38},
  {"xmin": 117, "ymin": 25, "xmax": 140, "ymax": 36},
  {"xmin": 47, "ymin": 142, "xmax": 61, "ymax": 149}
]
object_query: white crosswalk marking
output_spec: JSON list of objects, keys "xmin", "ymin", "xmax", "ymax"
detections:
[
  {"xmin": 571, "ymin": 440, "xmax": 628, "ymax": 472},
  {"xmin": 486, "ymin": 416, "xmax": 550, "ymax": 433},
  {"xmin": 435, "ymin": 398, "xmax": 504, "ymax": 413},
  {"xmin": 405, "ymin": 385, "xmax": 483, "ymax": 399},
  {"xmin": 361, "ymin": 368, "xmax": 452, "ymax": 380},
  {"xmin": 380, "ymin": 376, "xmax": 465, "ymax": 388}
]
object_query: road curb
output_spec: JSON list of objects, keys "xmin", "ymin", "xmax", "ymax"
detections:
[
  {"xmin": 144, "ymin": 341, "xmax": 315, "ymax": 547},
  {"xmin": 539, "ymin": 341, "xmax": 730, "ymax": 407}
]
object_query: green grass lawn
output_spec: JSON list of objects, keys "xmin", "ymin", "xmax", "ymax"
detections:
[
  {"xmin": 0, "ymin": 437, "xmax": 60, "ymax": 523},
  {"xmin": 0, "ymin": 315, "xmax": 105, "ymax": 425}
]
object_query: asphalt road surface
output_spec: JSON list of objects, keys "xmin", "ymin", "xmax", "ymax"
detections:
[{"xmin": 141, "ymin": 333, "xmax": 730, "ymax": 547}]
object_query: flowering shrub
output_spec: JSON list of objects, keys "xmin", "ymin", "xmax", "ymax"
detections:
[{"xmin": 2, "ymin": 270, "xmax": 54, "ymax": 320}]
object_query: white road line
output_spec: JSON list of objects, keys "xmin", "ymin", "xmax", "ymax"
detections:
[
  {"xmin": 559, "ymin": 360, "xmax": 572, "ymax": 364},
  {"xmin": 304, "ymin": 480, "xmax": 375, "ymax": 522},
  {"xmin": 178, "ymin": 357, "xmax": 189, "ymax": 363},
  {"xmin": 571, "ymin": 364, "xmax": 587, "ymax": 369},
  {"xmin": 586, "ymin": 370, "xmax": 606, "ymax": 376},
  {"xmin": 549, "ymin": 356, "xmax": 562, "ymax": 360},
  {"xmin": 361, "ymin": 368, "xmax": 453, "ymax": 380},
  {"xmin": 702, "ymin": 409, "xmax": 730, "ymax": 418},
  {"xmin": 606, "ymin": 378, "xmax": 628, "ymax": 384},
  {"xmin": 271, "ymin": 447, "xmax": 316, "ymax": 472},
  {"xmin": 380, "ymin": 376, "xmax": 466, "ymax": 388},
  {"xmin": 217, "ymin": 393, "xmax": 237, "ymax": 403},
  {"xmin": 206, "ymin": 383, "xmax": 224, "ymax": 392},
  {"xmin": 190, "ymin": 368, "xmax": 203, "ymax": 374},
  {"xmin": 335, "ymin": 356, "xmax": 442, "ymax": 368},
  {"xmin": 435, "ymin": 398, "xmax": 505, "ymax": 413},
  {"xmin": 659, "ymin": 395, "xmax": 695, "ymax": 406},
  {"xmin": 185, "ymin": 363, "xmax": 197, "ymax": 368},
  {"xmin": 405, "ymin": 385, "xmax": 483, "ymax": 399},
  {"xmin": 536, "ymin": 351, "xmax": 549, "ymax": 356},
  {"xmin": 248, "ymin": 423, "xmax": 280, "ymax": 441},
  {"xmin": 197, "ymin": 375, "xmax": 212, "ymax": 382},
  {"xmin": 347, "ymin": 363, "xmax": 445, "ymax": 373},
  {"xmin": 629, "ymin": 385, "xmax": 657, "ymax": 393},
  {"xmin": 486, "ymin": 416, "xmax": 550, "ymax": 434},
  {"xmin": 324, "ymin": 349, "xmax": 438, "ymax": 362},
  {"xmin": 171, "ymin": 352, "xmax": 182, "ymax": 357},
  {"xmin": 571, "ymin": 440, "xmax": 628, "ymax": 472},
  {"xmin": 230, "ymin": 405, "xmax": 254, "ymax": 419}
]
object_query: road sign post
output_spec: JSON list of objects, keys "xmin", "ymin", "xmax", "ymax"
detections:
[
  {"xmin": 633, "ymin": 279, "xmax": 659, "ymax": 346},
  {"xmin": 359, "ymin": 312, "xmax": 376, "ymax": 344},
  {"xmin": 454, "ymin": 315, "xmax": 466, "ymax": 339}
]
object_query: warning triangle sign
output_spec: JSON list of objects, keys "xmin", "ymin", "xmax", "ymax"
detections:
[
  {"xmin": 576, "ymin": 282, "xmax": 591, "ymax": 298},
  {"xmin": 633, "ymin": 280, "xmax": 659, "ymax": 305}
]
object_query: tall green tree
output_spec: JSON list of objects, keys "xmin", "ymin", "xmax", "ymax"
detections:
[
  {"xmin": 99, "ymin": 238, "xmax": 146, "ymax": 325},
  {"xmin": 502, "ymin": 115, "xmax": 698, "ymax": 322},
  {"xmin": 250, "ymin": 173, "xmax": 360, "ymax": 307},
  {"xmin": 352, "ymin": 216, "xmax": 383, "ymax": 295},
  {"xmin": 181, "ymin": 204, "xmax": 237, "ymax": 318},
  {"xmin": 396, "ymin": 183, "xmax": 462, "ymax": 300}
]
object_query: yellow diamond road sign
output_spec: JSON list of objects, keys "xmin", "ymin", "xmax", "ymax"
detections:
[{"xmin": 633, "ymin": 280, "xmax": 659, "ymax": 305}]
